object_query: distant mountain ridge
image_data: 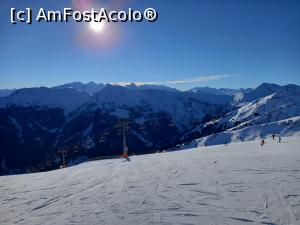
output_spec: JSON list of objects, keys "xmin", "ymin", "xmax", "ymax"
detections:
[
  {"xmin": 0, "ymin": 89, "xmax": 16, "ymax": 97},
  {"xmin": 0, "ymin": 87, "xmax": 91, "ymax": 112},
  {"xmin": 53, "ymin": 82, "xmax": 107, "ymax": 95},
  {"xmin": 188, "ymin": 86, "xmax": 251, "ymax": 96},
  {"xmin": 1, "ymin": 81, "xmax": 297, "ymax": 101},
  {"xmin": 240, "ymin": 83, "xmax": 300, "ymax": 102}
]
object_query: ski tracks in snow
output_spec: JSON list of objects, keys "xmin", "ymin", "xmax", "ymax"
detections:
[{"xmin": 1, "ymin": 136, "xmax": 300, "ymax": 225}]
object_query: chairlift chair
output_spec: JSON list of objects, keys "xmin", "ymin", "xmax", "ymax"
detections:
[
  {"xmin": 168, "ymin": 123, "xmax": 175, "ymax": 127},
  {"xmin": 38, "ymin": 164, "xmax": 45, "ymax": 170},
  {"xmin": 98, "ymin": 138, "xmax": 106, "ymax": 143},
  {"xmin": 73, "ymin": 146, "xmax": 80, "ymax": 153},
  {"xmin": 85, "ymin": 138, "xmax": 94, "ymax": 149},
  {"xmin": 45, "ymin": 160, "xmax": 52, "ymax": 166}
]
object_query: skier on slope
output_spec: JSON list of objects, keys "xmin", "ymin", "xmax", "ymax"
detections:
[
  {"xmin": 272, "ymin": 134, "xmax": 275, "ymax": 140},
  {"xmin": 278, "ymin": 136, "xmax": 282, "ymax": 143},
  {"xmin": 261, "ymin": 139, "xmax": 265, "ymax": 146}
]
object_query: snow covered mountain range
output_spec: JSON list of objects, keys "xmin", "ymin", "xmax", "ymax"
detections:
[{"xmin": 0, "ymin": 82, "xmax": 299, "ymax": 175}]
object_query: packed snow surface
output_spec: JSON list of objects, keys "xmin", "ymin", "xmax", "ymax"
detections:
[{"xmin": 1, "ymin": 136, "xmax": 300, "ymax": 225}]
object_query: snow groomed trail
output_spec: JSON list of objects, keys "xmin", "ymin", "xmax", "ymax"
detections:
[{"xmin": 1, "ymin": 135, "xmax": 300, "ymax": 225}]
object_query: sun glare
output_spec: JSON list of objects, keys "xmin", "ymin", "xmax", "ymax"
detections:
[{"xmin": 90, "ymin": 21, "xmax": 105, "ymax": 32}]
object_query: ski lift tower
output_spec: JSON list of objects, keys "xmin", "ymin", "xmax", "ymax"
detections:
[
  {"xmin": 57, "ymin": 148, "xmax": 67, "ymax": 168},
  {"xmin": 118, "ymin": 118, "xmax": 129, "ymax": 158},
  {"xmin": 123, "ymin": 123, "xmax": 128, "ymax": 158}
]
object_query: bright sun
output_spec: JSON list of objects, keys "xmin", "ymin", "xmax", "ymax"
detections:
[{"xmin": 90, "ymin": 21, "xmax": 105, "ymax": 32}]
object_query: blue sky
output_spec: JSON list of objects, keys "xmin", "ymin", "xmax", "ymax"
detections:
[{"xmin": 0, "ymin": 0, "xmax": 299, "ymax": 90}]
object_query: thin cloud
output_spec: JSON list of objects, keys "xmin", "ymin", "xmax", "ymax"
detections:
[
  {"xmin": 93, "ymin": 64, "xmax": 104, "ymax": 69},
  {"xmin": 113, "ymin": 74, "xmax": 236, "ymax": 86}
]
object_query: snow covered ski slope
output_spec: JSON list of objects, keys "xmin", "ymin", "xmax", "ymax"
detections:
[{"xmin": 1, "ymin": 135, "xmax": 300, "ymax": 225}]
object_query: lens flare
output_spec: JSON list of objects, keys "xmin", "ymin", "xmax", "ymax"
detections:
[{"xmin": 90, "ymin": 21, "xmax": 105, "ymax": 32}]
